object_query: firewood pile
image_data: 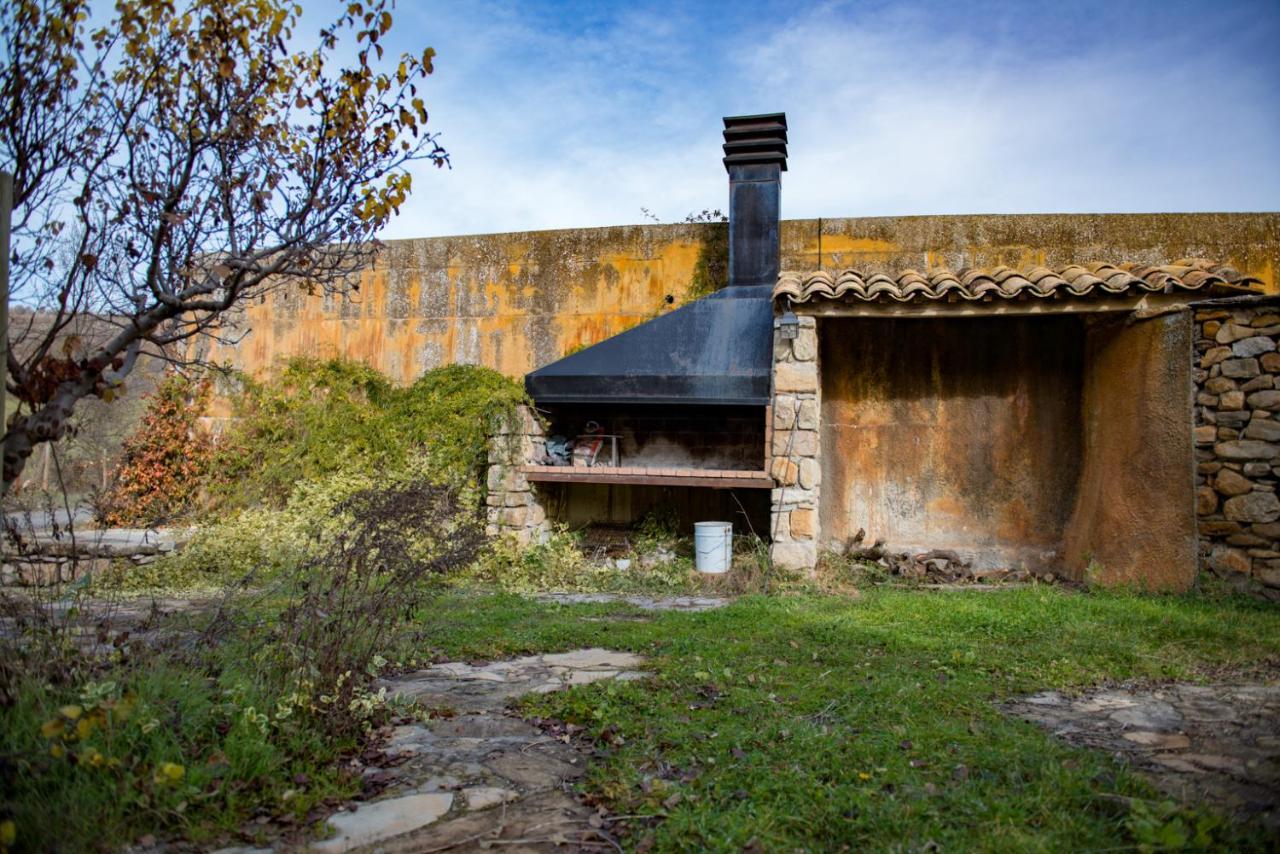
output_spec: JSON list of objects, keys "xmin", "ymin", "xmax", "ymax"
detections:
[{"xmin": 840, "ymin": 530, "xmax": 1055, "ymax": 585}]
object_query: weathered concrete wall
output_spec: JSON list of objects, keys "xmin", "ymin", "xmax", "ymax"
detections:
[
  {"xmin": 202, "ymin": 214, "xmax": 1280, "ymax": 410},
  {"xmin": 783, "ymin": 214, "xmax": 1280, "ymax": 287},
  {"xmin": 818, "ymin": 316, "xmax": 1085, "ymax": 571},
  {"xmin": 1192, "ymin": 300, "xmax": 1280, "ymax": 600},
  {"xmin": 1062, "ymin": 313, "xmax": 1197, "ymax": 590}
]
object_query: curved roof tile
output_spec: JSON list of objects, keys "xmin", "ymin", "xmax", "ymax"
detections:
[{"xmin": 775, "ymin": 259, "xmax": 1262, "ymax": 305}]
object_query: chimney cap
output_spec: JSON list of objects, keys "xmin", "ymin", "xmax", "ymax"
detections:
[{"xmin": 723, "ymin": 112, "xmax": 787, "ymax": 172}]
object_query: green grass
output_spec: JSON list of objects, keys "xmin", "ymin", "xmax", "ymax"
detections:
[
  {"xmin": 408, "ymin": 586, "xmax": 1280, "ymax": 851},
  {"xmin": 0, "ymin": 640, "xmax": 363, "ymax": 851},
  {"xmin": 5, "ymin": 585, "xmax": 1277, "ymax": 851}
]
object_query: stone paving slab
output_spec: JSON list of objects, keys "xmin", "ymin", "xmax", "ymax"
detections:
[
  {"xmin": 1002, "ymin": 680, "xmax": 1280, "ymax": 830},
  {"xmin": 305, "ymin": 649, "xmax": 648, "ymax": 851},
  {"xmin": 533, "ymin": 592, "xmax": 730, "ymax": 611}
]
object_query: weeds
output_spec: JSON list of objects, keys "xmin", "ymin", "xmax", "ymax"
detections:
[{"xmin": 258, "ymin": 480, "xmax": 484, "ymax": 738}]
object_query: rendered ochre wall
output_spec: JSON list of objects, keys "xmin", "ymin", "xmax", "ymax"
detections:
[
  {"xmin": 818, "ymin": 316, "xmax": 1085, "ymax": 571},
  {"xmin": 201, "ymin": 213, "xmax": 1280, "ymax": 412}
]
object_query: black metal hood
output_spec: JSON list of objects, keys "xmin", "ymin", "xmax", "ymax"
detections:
[
  {"xmin": 524, "ymin": 287, "xmax": 773, "ymax": 405},
  {"xmin": 524, "ymin": 113, "xmax": 786, "ymax": 407}
]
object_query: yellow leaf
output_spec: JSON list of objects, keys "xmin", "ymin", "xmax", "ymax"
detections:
[
  {"xmin": 75, "ymin": 718, "xmax": 94, "ymax": 740},
  {"xmin": 155, "ymin": 762, "xmax": 185, "ymax": 785},
  {"xmin": 60, "ymin": 705, "xmax": 83, "ymax": 721},
  {"xmin": 40, "ymin": 718, "xmax": 66, "ymax": 739},
  {"xmin": 49, "ymin": 743, "xmax": 66, "ymax": 759}
]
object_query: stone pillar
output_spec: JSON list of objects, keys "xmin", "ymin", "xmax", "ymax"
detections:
[
  {"xmin": 770, "ymin": 315, "xmax": 821, "ymax": 572},
  {"xmin": 485, "ymin": 404, "xmax": 552, "ymax": 546},
  {"xmin": 1191, "ymin": 303, "xmax": 1280, "ymax": 600}
]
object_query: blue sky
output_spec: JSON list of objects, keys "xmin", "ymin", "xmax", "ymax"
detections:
[{"xmin": 351, "ymin": 0, "xmax": 1280, "ymax": 237}]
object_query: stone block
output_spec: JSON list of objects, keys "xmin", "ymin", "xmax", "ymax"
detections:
[
  {"xmin": 1221, "ymin": 359, "xmax": 1260, "ymax": 379},
  {"xmin": 1197, "ymin": 487, "xmax": 1219, "ymax": 515},
  {"xmin": 791, "ymin": 328, "xmax": 817, "ymax": 362},
  {"xmin": 773, "ymin": 395, "xmax": 797, "ymax": 429},
  {"xmin": 770, "ymin": 457, "xmax": 798, "ymax": 486},
  {"xmin": 1244, "ymin": 461, "xmax": 1273, "ymax": 476},
  {"xmin": 772, "ymin": 429, "xmax": 818, "ymax": 458},
  {"xmin": 775, "ymin": 361, "xmax": 818, "ymax": 394},
  {"xmin": 1200, "ymin": 346, "xmax": 1232, "ymax": 367},
  {"xmin": 527, "ymin": 502, "xmax": 547, "ymax": 526},
  {"xmin": 798, "ymin": 457, "xmax": 820, "ymax": 489},
  {"xmin": 499, "ymin": 507, "xmax": 528, "ymax": 528},
  {"xmin": 771, "ymin": 541, "xmax": 816, "ymax": 571},
  {"xmin": 1244, "ymin": 418, "xmax": 1280, "ymax": 442},
  {"xmin": 1204, "ymin": 376, "xmax": 1238, "ymax": 394},
  {"xmin": 1257, "ymin": 566, "xmax": 1280, "ymax": 588},
  {"xmin": 1216, "ymin": 411, "xmax": 1250, "ymax": 428},
  {"xmin": 1219, "ymin": 390, "xmax": 1246, "ymax": 410},
  {"xmin": 1228, "ymin": 534, "xmax": 1269, "ymax": 547},
  {"xmin": 790, "ymin": 508, "xmax": 816, "ymax": 539},
  {"xmin": 1249, "ymin": 521, "xmax": 1280, "ymax": 538},
  {"xmin": 1209, "ymin": 545, "xmax": 1251, "ymax": 575},
  {"xmin": 1198, "ymin": 461, "xmax": 1223, "ymax": 474},
  {"xmin": 504, "ymin": 491, "xmax": 530, "ymax": 508},
  {"xmin": 1241, "ymin": 374, "xmax": 1275, "ymax": 393},
  {"xmin": 771, "ymin": 510, "xmax": 790, "ymax": 540},
  {"xmin": 1203, "ymin": 320, "xmax": 1223, "ymax": 337},
  {"xmin": 797, "ymin": 399, "xmax": 819, "ymax": 430},
  {"xmin": 1262, "ymin": 353, "xmax": 1280, "ymax": 373},
  {"xmin": 1216, "ymin": 323, "xmax": 1256, "ymax": 344},
  {"xmin": 1224, "ymin": 491, "xmax": 1280, "ymax": 523},
  {"xmin": 1247, "ymin": 390, "xmax": 1280, "ymax": 410},
  {"xmin": 1200, "ymin": 520, "xmax": 1243, "ymax": 536},
  {"xmin": 1233, "ymin": 336, "xmax": 1277, "ymax": 358},
  {"xmin": 1193, "ymin": 425, "xmax": 1216, "ymax": 446},
  {"xmin": 1218, "ymin": 427, "xmax": 1240, "ymax": 441},
  {"xmin": 1214, "ymin": 440, "xmax": 1280, "ymax": 461}
]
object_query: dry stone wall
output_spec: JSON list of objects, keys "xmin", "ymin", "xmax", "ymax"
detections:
[
  {"xmin": 1194, "ymin": 300, "xmax": 1280, "ymax": 600},
  {"xmin": 769, "ymin": 315, "xmax": 821, "ymax": 572},
  {"xmin": 485, "ymin": 405, "xmax": 551, "ymax": 545}
]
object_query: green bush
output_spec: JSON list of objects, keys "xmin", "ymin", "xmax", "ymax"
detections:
[{"xmin": 205, "ymin": 358, "xmax": 525, "ymax": 512}]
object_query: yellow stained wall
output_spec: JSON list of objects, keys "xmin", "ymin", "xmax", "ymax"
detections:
[{"xmin": 203, "ymin": 213, "xmax": 1280, "ymax": 408}]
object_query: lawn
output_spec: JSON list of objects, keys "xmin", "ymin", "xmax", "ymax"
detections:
[
  {"xmin": 410, "ymin": 586, "xmax": 1280, "ymax": 851},
  {"xmin": 4, "ymin": 583, "xmax": 1278, "ymax": 851}
]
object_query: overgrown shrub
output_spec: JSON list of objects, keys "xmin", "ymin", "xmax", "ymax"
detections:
[
  {"xmin": 459, "ymin": 526, "xmax": 696, "ymax": 594},
  {"xmin": 257, "ymin": 480, "xmax": 484, "ymax": 738},
  {"xmin": 100, "ymin": 374, "xmax": 212, "ymax": 526},
  {"xmin": 206, "ymin": 358, "xmax": 524, "ymax": 511}
]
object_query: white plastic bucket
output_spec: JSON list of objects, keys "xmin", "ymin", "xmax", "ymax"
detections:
[{"xmin": 694, "ymin": 521, "xmax": 732, "ymax": 574}]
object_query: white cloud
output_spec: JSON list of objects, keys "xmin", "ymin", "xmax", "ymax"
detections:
[{"xmin": 379, "ymin": 0, "xmax": 1280, "ymax": 238}]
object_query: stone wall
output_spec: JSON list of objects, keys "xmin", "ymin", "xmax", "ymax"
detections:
[
  {"xmin": 769, "ymin": 315, "xmax": 821, "ymax": 571},
  {"xmin": 1, "ymin": 531, "xmax": 184, "ymax": 587},
  {"xmin": 485, "ymin": 405, "xmax": 551, "ymax": 545},
  {"xmin": 1194, "ymin": 299, "xmax": 1280, "ymax": 600}
]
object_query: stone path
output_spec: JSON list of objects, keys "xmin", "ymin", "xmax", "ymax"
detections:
[
  {"xmin": 533, "ymin": 592, "xmax": 730, "ymax": 612},
  {"xmin": 1003, "ymin": 681, "xmax": 1280, "ymax": 829},
  {"xmin": 307, "ymin": 649, "xmax": 648, "ymax": 852}
]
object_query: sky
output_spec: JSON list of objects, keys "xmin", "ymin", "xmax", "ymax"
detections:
[{"xmin": 340, "ymin": 0, "xmax": 1280, "ymax": 238}]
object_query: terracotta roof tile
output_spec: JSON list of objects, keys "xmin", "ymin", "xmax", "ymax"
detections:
[{"xmin": 774, "ymin": 259, "xmax": 1263, "ymax": 305}]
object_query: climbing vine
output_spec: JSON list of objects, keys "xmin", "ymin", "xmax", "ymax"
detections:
[{"xmin": 102, "ymin": 374, "xmax": 213, "ymax": 526}]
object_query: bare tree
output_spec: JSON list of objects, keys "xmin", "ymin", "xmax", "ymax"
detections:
[{"xmin": 0, "ymin": 0, "xmax": 448, "ymax": 493}]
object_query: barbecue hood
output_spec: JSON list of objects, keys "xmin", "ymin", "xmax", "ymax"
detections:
[{"xmin": 524, "ymin": 113, "xmax": 787, "ymax": 406}]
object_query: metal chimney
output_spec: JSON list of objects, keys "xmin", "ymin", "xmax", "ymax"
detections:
[{"xmin": 722, "ymin": 113, "xmax": 787, "ymax": 290}]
